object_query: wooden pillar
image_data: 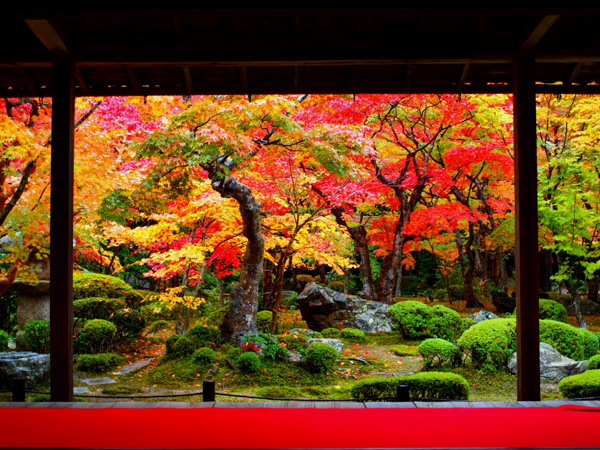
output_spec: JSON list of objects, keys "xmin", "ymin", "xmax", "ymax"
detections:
[
  {"xmin": 513, "ymin": 56, "xmax": 540, "ymax": 401},
  {"xmin": 50, "ymin": 61, "xmax": 75, "ymax": 402}
]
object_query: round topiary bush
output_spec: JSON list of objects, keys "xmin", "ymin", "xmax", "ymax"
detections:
[
  {"xmin": 76, "ymin": 319, "xmax": 117, "ymax": 354},
  {"xmin": 457, "ymin": 318, "xmax": 517, "ymax": 370},
  {"xmin": 558, "ymin": 369, "xmax": 600, "ymax": 398},
  {"xmin": 418, "ymin": 338, "xmax": 461, "ymax": 369},
  {"xmin": 539, "ymin": 319, "xmax": 598, "ymax": 361},
  {"xmin": 340, "ymin": 327, "xmax": 366, "ymax": 343},
  {"xmin": 236, "ymin": 351, "xmax": 261, "ymax": 374},
  {"xmin": 73, "ymin": 272, "xmax": 143, "ymax": 307},
  {"xmin": 327, "ymin": 281, "xmax": 345, "ymax": 292},
  {"xmin": 321, "ymin": 327, "xmax": 341, "ymax": 338},
  {"xmin": 22, "ymin": 320, "xmax": 51, "ymax": 353},
  {"xmin": 387, "ymin": 300, "xmax": 432, "ymax": 339},
  {"xmin": 186, "ymin": 325, "xmax": 223, "ymax": 348},
  {"xmin": 74, "ymin": 353, "xmax": 125, "ymax": 373},
  {"xmin": 304, "ymin": 342, "xmax": 338, "ymax": 374},
  {"xmin": 192, "ymin": 347, "xmax": 216, "ymax": 366},
  {"xmin": 539, "ymin": 298, "xmax": 568, "ymax": 323},
  {"xmin": 588, "ymin": 355, "xmax": 600, "ymax": 371},
  {"xmin": 172, "ymin": 336, "xmax": 195, "ymax": 358},
  {"xmin": 428, "ymin": 305, "xmax": 463, "ymax": 342},
  {"xmin": 261, "ymin": 342, "xmax": 290, "ymax": 362},
  {"xmin": 256, "ymin": 310, "xmax": 281, "ymax": 334},
  {"xmin": 73, "ymin": 297, "xmax": 125, "ymax": 321}
]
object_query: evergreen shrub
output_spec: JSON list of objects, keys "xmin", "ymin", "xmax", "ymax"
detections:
[
  {"xmin": 429, "ymin": 305, "xmax": 463, "ymax": 341},
  {"xmin": 558, "ymin": 369, "xmax": 600, "ymax": 398},
  {"xmin": 186, "ymin": 325, "xmax": 222, "ymax": 348},
  {"xmin": 588, "ymin": 355, "xmax": 600, "ymax": 371},
  {"xmin": 74, "ymin": 353, "xmax": 125, "ymax": 373},
  {"xmin": 73, "ymin": 272, "xmax": 142, "ymax": 307},
  {"xmin": 192, "ymin": 347, "xmax": 216, "ymax": 366},
  {"xmin": 0, "ymin": 329, "xmax": 10, "ymax": 350},
  {"xmin": 256, "ymin": 310, "xmax": 280, "ymax": 334},
  {"xmin": 457, "ymin": 318, "xmax": 517, "ymax": 370},
  {"xmin": 418, "ymin": 338, "xmax": 461, "ymax": 369},
  {"xmin": 236, "ymin": 351, "xmax": 261, "ymax": 374},
  {"xmin": 76, "ymin": 319, "xmax": 117, "ymax": 354},
  {"xmin": 261, "ymin": 342, "xmax": 290, "ymax": 362},
  {"xmin": 321, "ymin": 327, "xmax": 341, "ymax": 338},
  {"xmin": 22, "ymin": 320, "xmax": 51, "ymax": 353},
  {"xmin": 73, "ymin": 297, "xmax": 125, "ymax": 321},
  {"xmin": 340, "ymin": 327, "xmax": 366, "ymax": 343},
  {"xmin": 172, "ymin": 336, "xmax": 195, "ymax": 358},
  {"xmin": 387, "ymin": 300, "xmax": 432, "ymax": 339},
  {"xmin": 327, "ymin": 281, "xmax": 345, "ymax": 292},
  {"xmin": 539, "ymin": 298, "xmax": 568, "ymax": 323},
  {"xmin": 304, "ymin": 342, "xmax": 338, "ymax": 374},
  {"xmin": 111, "ymin": 308, "xmax": 146, "ymax": 340},
  {"xmin": 539, "ymin": 320, "xmax": 598, "ymax": 360},
  {"xmin": 351, "ymin": 372, "xmax": 469, "ymax": 401}
]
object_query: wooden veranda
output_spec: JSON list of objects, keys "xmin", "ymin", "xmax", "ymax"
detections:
[{"xmin": 2, "ymin": 7, "xmax": 600, "ymax": 406}]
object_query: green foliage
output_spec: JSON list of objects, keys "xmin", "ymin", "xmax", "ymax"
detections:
[
  {"xmin": 277, "ymin": 331, "xmax": 310, "ymax": 353},
  {"xmin": 110, "ymin": 308, "xmax": 146, "ymax": 340},
  {"xmin": 340, "ymin": 327, "xmax": 366, "ymax": 343},
  {"xmin": 327, "ymin": 280, "xmax": 345, "ymax": 292},
  {"xmin": 558, "ymin": 369, "xmax": 600, "ymax": 398},
  {"xmin": 0, "ymin": 329, "xmax": 10, "ymax": 349},
  {"xmin": 387, "ymin": 300, "xmax": 431, "ymax": 339},
  {"xmin": 457, "ymin": 318, "xmax": 517, "ymax": 370},
  {"xmin": 350, "ymin": 372, "xmax": 469, "ymax": 401},
  {"xmin": 434, "ymin": 284, "xmax": 464, "ymax": 302},
  {"xmin": 191, "ymin": 347, "xmax": 216, "ymax": 366},
  {"xmin": 76, "ymin": 319, "xmax": 117, "ymax": 354},
  {"xmin": 74, "ymin": 353, "xmax": 125, "ymax": 373},
  {"xmin": 296, "ymin": 274, "xmax": 316, "ymax": 287},
  {"xmin": 418, "ymin": 338, "xmax": 461, "ymax": 369},
  {"xmin": 539, "ymin": 299, "xmax": 568, "ymax": 323},
  {"xmin": 588, "ymin": 355, "xmax": 600, "ymax": 371},
  {"xmin": 321, "ymin": 327, "xmax": 341, "ymax": 338},
  {"xmin": 387, "ymin": 300, "xmax": 463, "ymax": 341},
  {"xmin": 261, "ymin": 342, "xmax": 290, "ymax": 362},
  {"xmin": 171, "ymin": 336, "xmax": 195, "ymax": 359},
  {"xmin": 73, "ymin": 297, "xmax": 125, "ymax": 321},
  {"xmin": 236, "ymin": 351, "xmax": 262, "ymax": 374},
  {"xmin": 22, "ymin": 320, "xmax": 50, "ymax": 353},
  {"xmin": 389, "ymin": 344, "xmax": 419, "ymax": 356},
  {"xmin": 304, "ymin": 342, "xmax": 338, "ymax": 374},
  {"xmin": 429, "ymin": 305, "xmax": 463, "ymax": 341},
  {"xmin": 539, "ymin": 320, "xmax": 598, "ymax": 361},
  {"xmin": 185, "ymin": 325, "xmax": 223, "ymax": 348},
  {"xmin": 146, "ymin": 319, "xmax": 170, "ymax": 335},
  {"xmin": 256, "ymin": 310, "xmax": 280, "ymax": 334},
  {"xmin": 205, "ymin": 306, "xmax": 228, "ymax": 327},
  {"xmin": 73, "ymin": 272, "xmax": 143, "ymax": 308}
]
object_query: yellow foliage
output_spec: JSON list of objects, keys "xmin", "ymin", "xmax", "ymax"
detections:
[{"xmin": 148, "ymin": 286, "xmax": 205, "ymax": 311}]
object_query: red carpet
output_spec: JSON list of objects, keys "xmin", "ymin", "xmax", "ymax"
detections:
[{"xmin": 0, "ymin": 405, "xmax": 599, "ymax": 449}]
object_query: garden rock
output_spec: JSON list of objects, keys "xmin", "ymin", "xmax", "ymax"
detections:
[
  {"xmin": 467, "ymin": 310, "xmax": 499, "ymax": 322},
  {"xmin": 306, "ymin": 338, "xmax": 344, "ymax": 354},
  {"xmin": 298, "ymin": 282, "xmax": 391, "ymax": 332},
  {"xmin": 566, "ymin": 299, "xmax": 600, "ymax": 315},
  {"xmin": 0, "ymin": 351, "xmax": 50, "ymax": 389},
  {"xmin": 287, "ymin": 328, "xmax": 320, "ymax": 338},
  {"xmin": 508, "ymin": 342, "xmax": 588, "ymax": 381}
]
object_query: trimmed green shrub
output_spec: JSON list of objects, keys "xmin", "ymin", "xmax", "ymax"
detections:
[
  {"xmin": 261, "ymin": 342, "xmax": 290, "ymax": 362},
  {"xmin": 418, "ymin": 338, "xmax": 461, "ymax": 369},
  {"xmin": 22, "ymin": 320, "xmax": 50, "ymax": 353},
  {"xmin": 236, "ymin": 351, "xmax": 261, "ymax": 374},
  {"xmin": 111, "ymin": 308, "xmax": 146, "ymax": 340},
  {"xmin": 558, "ymin": 369, "xmax": 600, "ymax": 398},
  {"xmin": 0, "ymin": 330, "xmax": 10, "ymax": 350},
  {"xmin": 256, "ymin": 310, "xmax": 280, "ymax": 334},
  {"xmin": 588, "ymin": 355, "xmax": 600, "ymax": 371},
  {"xmin": 327, "ymin": 281, "xmax": 345, "ymax": 292},
  {"xmin": 351, "ymin": 372, "xmax": 469, "ymax": 401},
  {"xmin": 429, "ymin": 305, "xmax": 463, "ymax": 341},
  {"xmin": 73, "ymin": 272, "xmax": 142, "ymax": 307},
  {"xmin": 296, "ymin": 274, "xmax": 316, "ymax": 286},
  {"xmin": 539, "ymin": 298, "xmax": 568, "ymax": 323},
  {"xmin": 186, "ymin": 325, "xmax": 223, "ymax": 348},
  {"xmin": 172, "ymin": 336, "xmax": 195, "ymax": 358},
  {"xmin": 146, "ymin": 319, "xmax": 170, "ymax": 335},
  {"xmin": 304, "ymin": 342, "xmax": 338, "ymax": 374},
  {"xmin": 387, "ymin": 300, "xmax": 432, "ymax": 339},
  {"xmin": 539, "ymin": 320, "xmax": 598, "ymax": 361},
  {"xmin": 321, "ymin": 327, "xmax": 341, "ymax": 338},
  {"xmin": 73, "ymin": 297, "xmax": 125, "ymax": 321},
  {"xmin": 340, "ymin": 327, "xmax": 366, "ymax": 343},
  {"xmin": 192, "ymin": 347, "xmax": 216, "ymax": 366},
  {"xmin": 74, "ymin": 353, "xmax": 125, "ymax": 373},
  {"xmin": 457, "ymin": 318, "xmax": 517, "ymax": 370},
  {"xmin": 390, "ymin": 344, "xmax": 419, "ymax": 356},
  {"xmin": 76, "ymin": 319, "xmax": 117, "ymax": 354}
]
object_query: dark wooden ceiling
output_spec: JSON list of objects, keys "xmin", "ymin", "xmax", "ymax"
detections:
[{"xmin": 3, "ymin": 7, "xmax": 600, "ymax": 97}]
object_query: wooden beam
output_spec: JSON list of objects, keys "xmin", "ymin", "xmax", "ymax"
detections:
[
  {"xmin": 50, "ymin": 61, "xmax": 75, "ymax": 402},
  {"xmin": 520, "ymin": 15, "xmax": 560, "ymax": 50},
  {"xmin": 513, "ymin": 55, "xmax": 540, "ymax": 401},
  {"xmin": 26, "ymin": 20, "xmax": 70, "ymax": 57}
]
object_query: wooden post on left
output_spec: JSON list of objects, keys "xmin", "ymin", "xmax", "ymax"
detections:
[{"xmin": 50, "ymin": 61, "xmax": 75, "ymax": 402}]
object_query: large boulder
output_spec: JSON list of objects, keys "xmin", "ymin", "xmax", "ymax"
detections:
[
  {"xmin": 0, "ymin": 351, "xmax": 50, "ymax": 389},
  {"xmin": 566, "ymin": 299, "xmax": 600, "ymax": 315},
  {"xmin": 297, "ymin": 282, "xmax": 391, "ymax": 333},
  {"xmin": 508, "ymin": 342, "xmax": 587, "ymax": 381},
  {"xmin": 467, "ymin": 310, "xmax": 499, "ymax": 323}
]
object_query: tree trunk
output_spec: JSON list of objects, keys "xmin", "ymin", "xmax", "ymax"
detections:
[
  {"xmin": 455, "ymin": 226, "xmax": 485, "ymax": 309},
  {"xmin": 586, "ymin": 274, "xmax": 598, "ymax": 303},
  {"xmin": 209, "ymin": 172, "xmax": 264, "ymax": 343}
]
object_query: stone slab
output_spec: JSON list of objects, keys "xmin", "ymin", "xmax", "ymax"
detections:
[{"xmin": 80, "ymin": 377, "xmax": 116, "ymax": 386}]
